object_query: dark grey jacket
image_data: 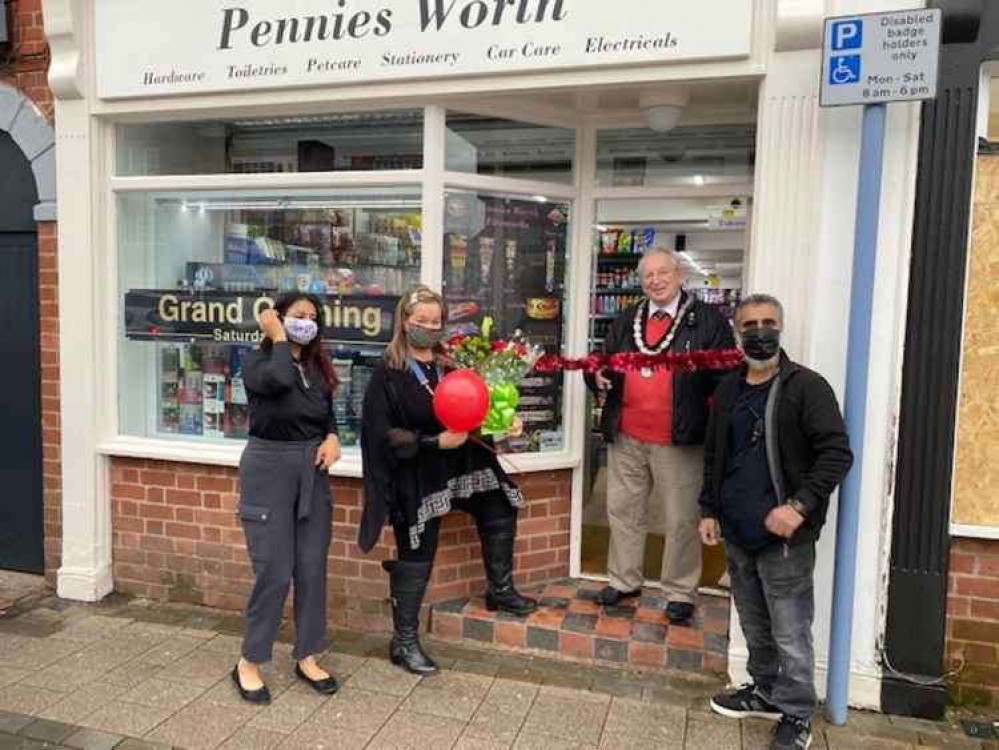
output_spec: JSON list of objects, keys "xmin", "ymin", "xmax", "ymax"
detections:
[{"xmin": 699, "ymin": 353, "xmax": 854, "ymax": 546}]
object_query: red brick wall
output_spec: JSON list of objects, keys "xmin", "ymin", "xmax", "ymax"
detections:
[
  {"xmin": 38, "ymin": 222, "xmax": 60, "ymax": 580},
  {"xmin": 0, "ymin": 0, "xmax": 53, "ymax": 119},
  {"xmin": 946, "ymin": 537, "xmax": 999, "ymax": 706},
  {"xmin": 111, "ymin": 458, "xmax": 571, "ymax": 632}
]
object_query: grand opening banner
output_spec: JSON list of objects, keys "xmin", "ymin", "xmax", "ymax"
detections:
[
  {"xmin": 124, "ymin": 290, "xmax": 398, "ymax": 345},
  {"xmin": 95, "ymin": 0, "xmax": 753, "ymax": 99}
]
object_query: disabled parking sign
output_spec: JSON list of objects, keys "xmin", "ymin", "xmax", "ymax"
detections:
[{"xmin": 820, "ymin": 9, "xmax": 941, "ymax": 107}]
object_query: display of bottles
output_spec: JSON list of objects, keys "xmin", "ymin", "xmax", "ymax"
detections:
[
  {"xmin": 593, "ymin": 293, "xmax": 642, "ymax": 315},
  {"xmin": 595, "ymin": 267, "xmax": 640, "ymax": 289}
]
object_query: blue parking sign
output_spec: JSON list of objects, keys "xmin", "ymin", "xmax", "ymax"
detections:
[
  {"xmin": 829, "ymin": 55, "xmax": 861, "ymax": 86},
  {"xmin": 831, "ymin": 20, "xmax": 863, "ymax": 50}
]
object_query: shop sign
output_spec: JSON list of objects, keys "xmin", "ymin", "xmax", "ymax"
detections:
[
  {"xmin": 820, "ymin": 9, "xmax": 941, "ymax": 107},
  {"xmin": 95, "ymin": 1, "xmax": 753, "ymax": 100},
  {"xmin": 124, "ymin": 290, "xmax": 398, "ymax": 345}
]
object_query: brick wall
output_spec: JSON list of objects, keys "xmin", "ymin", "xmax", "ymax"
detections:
[
  {"xmin": 0, "ymin": 0, "xmax": 53, "ymax": 119},
  {"xmin": 38, "ymin": 221, "xmax": 60, "ymax": 580},
  {"xmin": 111, "ymin": 458, "xmax": 571, "ymax": 632},
  {"xmin": 946, "ymin": 537, "xmax": 999, "ymax": 706}
]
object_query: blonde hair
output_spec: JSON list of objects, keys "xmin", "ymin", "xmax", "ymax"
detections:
[{"xmin": 385, "ymin": 284, "xmax": 447, "ymax": 370}]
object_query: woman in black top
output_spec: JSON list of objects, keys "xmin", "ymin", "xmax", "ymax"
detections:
[
  {"xmin": 359, "ymin": 285, "xmax": 537, "ymax": 675},
  {"xmin": 233, "ymin": 292, "xmax": 341, "ymax": 704}
]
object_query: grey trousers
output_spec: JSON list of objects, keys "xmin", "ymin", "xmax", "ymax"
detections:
[
  {"xmin": 606, "ymin": 434, "xmax": 703, "ymax": 602},
  {"xmin": 238, "ymin": 437, "xmax": 333, "ymax": 663},
  {"xmin": 726, "ymin": 541, "xmax": 817, "ymax": 720}
]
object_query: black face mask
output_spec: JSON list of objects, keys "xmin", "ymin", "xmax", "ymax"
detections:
[{"xmin": 741, "ymin": 326, "xmax": 781, "ymax": 361}]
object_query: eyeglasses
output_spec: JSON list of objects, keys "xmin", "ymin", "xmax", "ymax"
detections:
[{"xmin": 642, "ymin": 269, "xmax": 677, "ymax": 282}]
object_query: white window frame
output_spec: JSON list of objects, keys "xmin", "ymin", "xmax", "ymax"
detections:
[{"xmin": 97, "ymin": 104, "xmax": 584, "ymax": 477}]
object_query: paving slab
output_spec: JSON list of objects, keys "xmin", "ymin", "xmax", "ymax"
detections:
[
  {"xmin": 307, "ymin": 686, "xmax": 404, "ymax": 737},
  {"xmin": 19, "ymin": 719, "xmax": 77, "ymax": 744},
  {"xmin": 684, "ymin": 714, "xmax": 742, "ymax": 750},
  {"xmin": 61, "ymin": 727, "xmax": 126, "ymax": 750},
  {"xmin": 143, "ymin": 698, "xmax": 257, "ymax": 750},
  {"xmin": 463, "ymin": 709, "xmax": 527, "ymax": 746},
  {"xmin": 76, "ymin": 700, "xmax": 174, "ymax": 738},
  {"xmin": 347, "ymin": 659, "xmax": 422, "ymax": 697},
  {"xmin": 519, "ymin": 686, "xmax": 610, "ymax": 747},
  {"xmin": 454, "ymin": 737, "xmax": 513, "ymax": 750},
  {"xmin": 215, "ymin": 726, "xmax": 285, "ymax": 750},
  {"xmin": 0, "ymin": 669, "xmax": 28, "ymax": 690},
  {"xmin": 247, "ymin": 683, "xmax": 328, "ymax": 734},
  {"xmin": 401, "ymin": 670, "xmax": 492, "ymax": 721},
  {"xmin": 116, "ymin": 678, "xmax": 208, "ymax": 713},
  {"xmin": 0, "ymin": 712, "xmax": 34, "ymax": 735},
  {"xmin": 367, "ymin": 709, "xmax": 467, "ymax": 750},
  {"xmin": 603, "ymin": 696, "xmax": 686, "ymax": 743},
  {"xmin": 0, "ymin": 685, "xmax": 65, "ymax": 715}
]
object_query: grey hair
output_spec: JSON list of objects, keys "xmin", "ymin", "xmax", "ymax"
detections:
[
  {"xmin": 736, "ymin": 293, "xmax": 784, "ymax": 326},
  {"xmin": 637, "ymin": 247, "xmax": 683, "ymax": 276}
]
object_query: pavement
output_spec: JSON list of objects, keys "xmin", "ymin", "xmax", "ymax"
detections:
[{"xmin": 0, "ymin": 577, "xmax": 994, "ymax": 750}]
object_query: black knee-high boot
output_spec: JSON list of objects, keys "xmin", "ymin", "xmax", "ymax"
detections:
[
  {"xmin": 384, "ymin": 560, "xmax": 438, "ymax": 675},
  {"xmin": 478, "ymin": 519, "xmax": 538, "ymax": 616}
]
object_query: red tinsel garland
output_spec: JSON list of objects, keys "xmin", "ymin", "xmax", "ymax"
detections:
[{"xmin": 534, "ymin": 348, "xmax": 745, "ymax": 374}]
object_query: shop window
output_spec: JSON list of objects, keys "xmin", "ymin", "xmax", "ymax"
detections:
[
  {"xmin": 446, "ymin": 113, "xmax": 575, "ymax": 184},
  {"xmin": 442, "ymin": 190, "xmax": 570, "ymax": 454},
  {"xmin": 116, "ymin": 110, "xmax": 424, "ymax": 176},
  {"xmin": 117, "ymin": 188, "xmax": 422, "ymax": 448},
  {"xmin": 596, "ymin": 125, "xmax": 755, "ymax": 189}
]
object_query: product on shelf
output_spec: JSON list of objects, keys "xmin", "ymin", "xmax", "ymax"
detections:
[
  {"xmin": 448, "ymin": 234, "xmax": 468, "ymax": 291},
  {"xmin": 202, "ymin": 373, "xmax": 226, "ymax": 439},
  {"xmin": 479, "ymin": 237, "xmax": 495, "ymax": 286}
]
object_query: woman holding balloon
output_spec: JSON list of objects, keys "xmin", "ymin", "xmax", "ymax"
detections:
[{"xmin": 358, "ymin": 285, "xmax": 537, "ymax": 675}]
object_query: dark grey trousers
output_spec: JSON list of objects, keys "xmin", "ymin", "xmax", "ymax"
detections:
[
  {"xmin": 726, "ymin": 541, "xmax": 817, "ymax": 720},
  {"xmin": 238, "ymin": 437, "xmax": 333, "ymax": 663}
]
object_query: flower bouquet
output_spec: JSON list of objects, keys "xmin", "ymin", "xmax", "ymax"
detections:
[{"xmin": 443, "ymin": 317, "xmax": 543, "ymax": 436}]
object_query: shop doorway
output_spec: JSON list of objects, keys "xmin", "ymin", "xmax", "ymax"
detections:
[
  {"xmin": 0, "ymin": 130, "xmax": 44, "ymax": 573},
  {"xmin": 581, "ymin": 123, "xmax": 755, "ymax": 592}
]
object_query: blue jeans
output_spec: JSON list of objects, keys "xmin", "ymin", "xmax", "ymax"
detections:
[{"xmin": 726, "ymin": 541, "xmax": 816, "ymax": 720}]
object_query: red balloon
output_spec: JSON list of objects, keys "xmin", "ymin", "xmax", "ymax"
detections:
[{"xmin": 433, "ymin": 370, "xmax": 490, "ymax": 432}]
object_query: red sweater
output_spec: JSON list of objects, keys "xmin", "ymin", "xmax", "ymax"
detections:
[{"xmin": 619, "ymin": 315, "xmax": 673, "ymax": 445}]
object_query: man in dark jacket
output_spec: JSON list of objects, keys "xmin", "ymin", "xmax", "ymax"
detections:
[
  {"xmin": 585, "ymin": 247, "xmax": 735, "ymax": 623},
  {"xmin": 700, "ymin": 294, "xmax": 852, "ymax": 750}
]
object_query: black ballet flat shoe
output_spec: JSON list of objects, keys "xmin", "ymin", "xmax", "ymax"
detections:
[
  {"xmin": 231, "ymin": 665, "xmax": 271, "ymax": 705},
  {"xmin": 295, "ymin": 662, "xmax": 340, "ymax": 695}
]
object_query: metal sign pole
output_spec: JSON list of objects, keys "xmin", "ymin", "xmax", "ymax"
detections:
[
  {"xmin": 818, "ymin": 7, "xmax": 939, "ymax": 722},
  {"xmin": 826, "ymin": 101, "xmax": 887, "ymax": 726}
]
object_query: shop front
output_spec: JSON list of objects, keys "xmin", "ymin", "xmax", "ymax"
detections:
[{"xmin": 46, "ymin": 0, "xmax": 922, "ymax": 708}]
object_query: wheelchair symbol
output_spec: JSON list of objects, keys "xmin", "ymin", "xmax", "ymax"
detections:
[{"xmin": 829, "ymin": 55, "xmax": 861, "ymax": 86}]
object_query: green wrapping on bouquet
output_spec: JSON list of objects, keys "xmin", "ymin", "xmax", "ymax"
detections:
[{"xmin": 480, "ymin": 381, "xmax": 520, "ymax": 436}]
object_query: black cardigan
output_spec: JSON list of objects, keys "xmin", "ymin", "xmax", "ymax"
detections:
[{"xmin": 358, "ymin": 360, "xmax": 522, "ymax": 553}]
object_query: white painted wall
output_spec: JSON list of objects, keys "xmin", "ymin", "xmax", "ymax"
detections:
[{"xmin": 730, "ymin": 0, "xmax": 922, "ymax": 711}]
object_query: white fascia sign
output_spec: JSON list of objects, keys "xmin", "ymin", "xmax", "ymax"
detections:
[{"xmin": 94, "ymin": 0, "xmax": 753, "ymax": 100}]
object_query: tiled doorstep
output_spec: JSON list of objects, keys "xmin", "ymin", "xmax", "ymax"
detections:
[{"xmin": 429, "ymin": 579, "xmax": 731, "ymax": 677}]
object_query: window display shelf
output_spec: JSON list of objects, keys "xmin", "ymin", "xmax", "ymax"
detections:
[{"xmin": 119, "ymin": 189, "xmax": 423, "ymax": 448}]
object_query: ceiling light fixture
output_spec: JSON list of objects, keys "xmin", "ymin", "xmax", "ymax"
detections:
[{"xmin": 639, "ymin": 87, "xmax": 690, "ymax": 133}]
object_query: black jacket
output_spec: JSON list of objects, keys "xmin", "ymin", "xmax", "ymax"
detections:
[
  {"xmin": 584, "ymin": 294, "xmax": 737, "ymax": 445},
  {"xmin": 698, "ymin": 353, "xmax": 854, "ymax": 546}
]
